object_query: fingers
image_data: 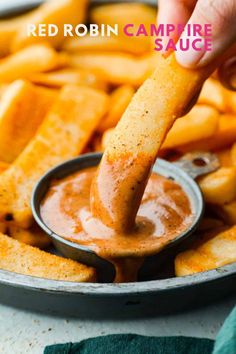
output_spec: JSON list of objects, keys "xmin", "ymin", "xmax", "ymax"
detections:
[
  {"xmin": 157, "ymin": 0, "xmax": 196, "ymax": 53},
  {"xmin": 176, "ymin": 0, "xmax": 236, "ymax": 68}
]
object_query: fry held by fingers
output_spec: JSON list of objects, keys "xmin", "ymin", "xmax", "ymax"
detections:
[{"xmin": 91, "ymin": 53, "xmax": 215, "ymax": 233}]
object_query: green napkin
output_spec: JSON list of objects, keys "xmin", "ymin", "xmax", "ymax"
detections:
[{"xmin": 44, "ymin": 306, "xmax": 236, "ymax": 354}]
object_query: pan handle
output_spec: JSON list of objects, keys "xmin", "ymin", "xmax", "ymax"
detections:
[{"xmin": 173, "ymin": 151, "xmax": 220, "ymax": 179}]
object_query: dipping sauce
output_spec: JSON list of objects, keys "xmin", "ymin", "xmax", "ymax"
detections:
[{"xmin": 41, "ymin": 166, "xmax": 193, "ymax": 282}]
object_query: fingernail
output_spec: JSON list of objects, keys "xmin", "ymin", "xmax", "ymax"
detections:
[{"xmin": 175, "ymin": 34, "xmax": 206, "ymax": 68}]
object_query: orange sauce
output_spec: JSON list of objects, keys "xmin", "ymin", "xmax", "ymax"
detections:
[{"xmin": 41, "ymin": 166, "xmax": 193, "ymax": 282}]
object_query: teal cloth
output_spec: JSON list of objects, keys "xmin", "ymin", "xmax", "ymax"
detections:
[{"xmin": 44, "ymin": 306, "xmax": 236, "ymax": 354}]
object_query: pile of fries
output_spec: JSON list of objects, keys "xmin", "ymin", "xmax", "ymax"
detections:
[{"xmin": 0, "ymin": 0, "xmax": 235, "ymax": 282}]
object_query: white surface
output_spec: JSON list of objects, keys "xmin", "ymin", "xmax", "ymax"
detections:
[{"xmin": 0, "ymin": 297, "xmax": 235, "ymax": 354}]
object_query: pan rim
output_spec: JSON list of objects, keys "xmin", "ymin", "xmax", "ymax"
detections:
[{"xmin": 0, "ymin": 262, "xmax": 235, "ymax": 296}]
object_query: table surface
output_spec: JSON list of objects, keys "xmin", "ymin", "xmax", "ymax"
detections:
[{"xmin": 0, "ymin": 296, "xmax": 235, "ymax": 354}]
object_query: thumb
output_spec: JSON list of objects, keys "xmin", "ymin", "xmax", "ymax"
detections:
[{"xmin": 176, "ymin": 0, "xmax": 236, "ymax": 68}]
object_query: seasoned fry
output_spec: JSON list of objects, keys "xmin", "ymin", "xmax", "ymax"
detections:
[
  {"xmin": 198, "ymin": 78, "xmax": 236, "ymax": 114},
  {"xmin": 91, "ymin": 53, "xmax": 215, "ymax": 232},
  {"xmin": 29, "ymin": 68, "xmax": 107, "ymax": 90},
  {"xmin": 11, "ymin": 0, "xmax": 88, "ymax": 51},
  {"xmin": 8, "ymin": 223, "xmax": 51, "ymax": 249},
  {"xmin": 90, "ymin": 2, "xmax": 156, "ymax": 50},
  {"xmin": 0, "ymin": 11, "xmax": 32, "ymax": 57},
  {"xmin": 98, "ymin": 85, "xmax": 135, "ymax": 133},
  {"xmin": 175, "ymin": 226, "xmax": 236, "ymax": 276},
  {"xmin": 0, "ymin": 233, "xmax": 96, "ymax": 281},
  {"xmin": 0, "ymin": 80, "xmax": 56, "ymax": 163},
  {"xmin": 216, "ymin": 148, "xmax": 232, "ymax": 167},
  {"xmin": 0, "ymin": 223, "xmax": 7, "ymax": 234},
  {"xmin": 69, "ymin": 52, "xmax": 154, "ymax": 86},
  {"xmin": 0, "ymin": 85, "xmax": 108, "ymax": 227},
  {"xmin": 0, "ymin": 161, "xmax": 9, "ymax": 173},
  {"xmin": 162, "ymin": 105, "xmax": 219, "ymax": 149},
  {"xmin": 178, "ymin": 114, "xmax": 236, "ymax": 152},
  {"xmin": 198, "ymin": 167, "xmax": 236, "ymax": 204},
  {"xmin": 231, "ymin": 142, "xmax": 236, "ymax": 166},
  {"xmin": 63, "ymin": 34, "xmax": 150, "ymax": 55},
  {"xmin": 198, "ymin": 78, "xmax": 225, "ymax": 111},
  {"xmin": 0, "ymin": 44, "xmax": 61, "ymax": 83}
]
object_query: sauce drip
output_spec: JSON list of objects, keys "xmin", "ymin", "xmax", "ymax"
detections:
[{"xmin": 41, "ymin": 166, "xmax": 193, "ymax": 282}]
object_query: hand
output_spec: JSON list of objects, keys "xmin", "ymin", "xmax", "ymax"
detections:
[{"xmin": 158, "ymin": 0, "xmax": 236, "ymax": 90}]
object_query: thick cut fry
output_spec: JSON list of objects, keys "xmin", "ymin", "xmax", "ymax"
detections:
[
  {"xmin": 0, "ymin": 80, "xmax": 56, "ymax": 163},
  {"xmin": 198, "ymin": 78, "xmax": 225, "ymax": 111},
  {"xmin": 0, "ymin": 223, "xmax": 7, "ymax": 234},
  {"xmin": 198, "ymin": 167, "xmax": 236, "ymax": 204},
  {"xmin": 198, "ymin": 78, "xmax": 236, "ymax": 114},
  {"xmin": 0, "ymin": 11, "xmax": 32, "ymax": 57},
  {"xmin": 91, "ymin": 3, "xmax": 156, "ymax": 29},
  {"xmin": 0, "ymin": 85, "xmax": 108, "ymax": 227},
  {"xmin": 215, "ymin": 201, "xmax": 236, "ymax": 225},
  {"xmin": 230, "ymin": 142, "xmax": 236, "ymax": 166},
  {"xmin": 178, "ymin": 114, "xmax": 236, "ymax": 152},
  {"xmin": 29, "ymin": 68, "xmax": 107, "ymax": 90},
  {"xmin": 91, "ymin": 53, "xmax": 215, "ymax": 232},
  {"xmin": 0, "ymin": 233, "xmax": 96, "ymax": 281},
  {"xmin": 8, "ymin": 223, "xmax": 51, "ymax": 249},
  {"xmin": 63, "ymin": 34, "xmax": 150, "ymax": 55},
  {"xmin": 11, "ymin": 0, "xmax": 88, "ymax": 51},
  {"xmin": 0, "ymin": 44, "xmax": 61, "ymax": 83},
  {"xmin": 69, "ymin": 52, "xmax": 154, "ymax": 86},
  {"xmin": 216, "ymin": 148, "xmax": 232, "ymax": 167},
  {"xmin": 0, "ymin": 161, "xmax": 9, "ymax": 173},
  {"xmin": 90, "ymin": 2, "xmax": 156, "ymax": 50},
  {"xmin": 162, "ymin": 105, "xmax": 219, "ymax": 149},
  {"xmin": 175, "ymin": 226, "xmax": 236, "ymax": 276},
  {"xmin": 98, "ymin": 85, "xmax": 135, "ymax": 133}
]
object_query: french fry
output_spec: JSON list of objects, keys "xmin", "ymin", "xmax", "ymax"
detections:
[
  {"xmin": 0, "ymin": 11, "xmax": 32, "ymax": 56},
  {"xmin": 216, "ymin": 148, "xmax": 232, "ymax": 167},
  {"xmin": 8, "ymin": 223, "xmax": 51, "ymax": 249},
  {"xmin": 69, "ymin": 52, "xmax": 154, "ymax": 86},
  {"xmin": 198, "ymin": 78, "xmax": 225, "ymax": 111},
  {"xmin": 198, "ymin": 78, "xmax": 236, "ymax": 114},
  {"xmin": 98, "ymin": 85, "xmax": 135, "ymax": 133},
  {"xmin": 175, "ymin": 226, "xmax": 236, "ymax": 276},
  {"xmin": 0, "ymin": 85, "xmax": 108, "ymax": 227},
  {"xmin": 178, "ymin": 114, "xmax": 236, "ymax": 152},
  {"xmin": 63, "ymin": 34, "xmax": 150, "ymax": 55},
  {"xmin": 29, "ymin": 68, "xmax": 108, "ymax": 91},
  {"xmin": 0, "ymin": 161, "xmax": 9, "ymax": 173},
  {"xmin": 231, "ymin": 142, "xmax": 236, "ymax": 166},
  {"xmin": 91, "ymin": 53, "xmax": 215, "ymax": 232},
  {"xmin": 90, "ymin": 2, "xmax": 156, "ymax": 50},
  {"xmin": 0, "ymin": 80, "xmax": 56, "ymax": 163},
  {"xmin": 162, "ymin": 105, "xmax": 219, "ymax": 149},
  {"xmin": 198, "ymin": 167, "xmax": 236, "ymax": 204},
  {"xmin": 0, "ymin": 44, "xmax": 61, "ymax": 83},
  {"xmin": 11, "ymin": 0, "xmax": 88, "ymax": 51},
  {"xmin": 0, "ymin": 223, "xmax": 7, "ymax": 234},
  {"xmin": 0, "ymin": 233, "xmax": 96, "ymax": 281},
  {"xmin": 215, "ymin": 200, "xmax": 236, "ymax": 225}
]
